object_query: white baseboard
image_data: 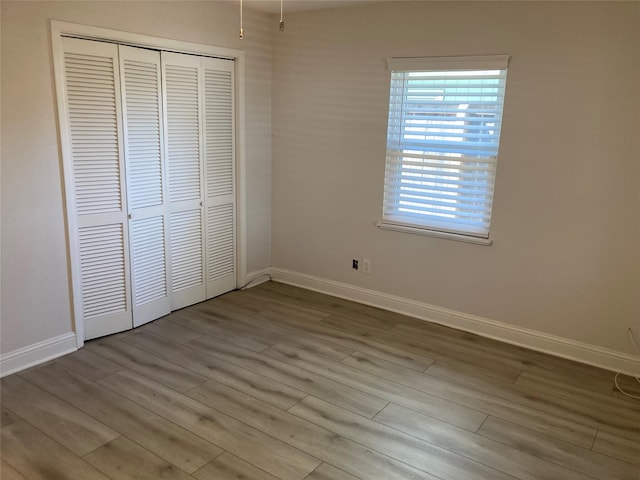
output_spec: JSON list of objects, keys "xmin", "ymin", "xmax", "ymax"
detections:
[
  {"xmin": 270, "ymin": 268, "xmax": 640, "ymax": 376},
  {"xmin": 0, "ymin": 332, "xmax": 77, "ymax": 378}
]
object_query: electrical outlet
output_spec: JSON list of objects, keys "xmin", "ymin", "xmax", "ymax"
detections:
[
  {"xmin": 362, "ymin": 258, "xmax": 371, "ymax": 274},
  {"xmin": 352, "ymin": 259, "xmax": 359, "ymax": 270}
]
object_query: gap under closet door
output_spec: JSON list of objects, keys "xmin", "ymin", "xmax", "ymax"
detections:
[{"xmin": 119, "ymin": 45, "xmax": 171, "ymax": 327}]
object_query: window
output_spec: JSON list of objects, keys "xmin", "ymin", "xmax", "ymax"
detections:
[{"xmin": 380, "ymin": 55, "xmax": 509, "ymax": 243}]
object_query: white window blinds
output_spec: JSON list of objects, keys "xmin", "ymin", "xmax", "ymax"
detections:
[{"xmin": 382, "ymin": 55, "xmax": 509, "ymax": 239}]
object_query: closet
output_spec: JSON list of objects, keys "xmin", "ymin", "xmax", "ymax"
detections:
[{"xmin": 58, "ymin": 37, "xmax": 236, "ymax": 340}]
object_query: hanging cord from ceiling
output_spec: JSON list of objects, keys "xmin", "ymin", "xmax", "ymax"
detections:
[
  {"xmin": 614, "ymin": 328, "xmax": 640, "ymax": 400},
  {"xmin": 239, "ymin": 0, "xmax": 244, "ymax": 39},
  {"xmin": 280, "ymin": 0, "xmax": 285, "ymax": 32}
]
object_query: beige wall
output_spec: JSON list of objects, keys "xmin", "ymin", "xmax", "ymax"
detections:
[
  {"xmin": 271, "ymin": 2, "xmax": 640, "ymax": 355},
  {"xmin": 0, "ymin": 1, "xmax": 272, "ymax": 353}
]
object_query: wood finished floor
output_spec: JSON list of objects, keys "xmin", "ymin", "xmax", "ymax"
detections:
[{"xmin": 2, "ymin": 281, "xmax": 639, "ymax": 480}]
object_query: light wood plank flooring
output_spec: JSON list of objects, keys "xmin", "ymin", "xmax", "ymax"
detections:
[{"xmin": 2, "ymin": 281, "xmax": 639, "ymax": 480}]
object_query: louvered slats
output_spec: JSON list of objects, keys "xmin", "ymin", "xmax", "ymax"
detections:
[
  {"xmin": 120, "ymin": 46, "xmax": 170, "ymax": 326},
  {"xmin": 207, "ymin": 204, "xmax": 234, "ymax": 281},
  {"xmin": 130, "ymin": 216, "xmax": 167, "ymax": 305},
  {"xmin": 202, "ymin": 59, "xmax": 236, "ymax": 297},
  {"xmin": 65, "ymin": 53, "xmax": 122, "ymax": 215},
  {"xmin": 170, "ymin": 210, "xmax": 203, "ymax": 292},
  {"xmin": 62, "ymin": 38, "xmax": 132, "ymax": 340},
  {"xmin": 165, "ymin": 65, "xmax": 201, "ymax": 203},
  {"xmin": 78, "ymin": 224, "xmax": 127, "ymax": 318},
  {"xmin": 204, "ymin": 69, "xmax": 233, "ymax": 197},
  {"xmin": 122, "ymin": 59, "xmax": 163, "ymax": 209},
  {"xmin": 163, "ymin": 53, "xmax": 207, "ymax": 308}
]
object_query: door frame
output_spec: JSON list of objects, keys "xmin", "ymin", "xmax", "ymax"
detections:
[{"xmin": 51, "ymin": 20, "xmax": 247, "ymax": 348}]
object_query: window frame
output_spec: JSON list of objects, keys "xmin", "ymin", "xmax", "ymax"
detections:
[{"xmin": 379, "ymin": 55, "xmax": 510, "ymax": 245}]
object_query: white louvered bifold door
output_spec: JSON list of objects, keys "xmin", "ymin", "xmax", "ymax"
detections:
[
  {"xmin": 61, "ymin": 37, "xmax": 132, "ymax": 339},
  {"xmin": 202, "ymin": 58, "xmax": 236, "ymax": 298},
  {"xmin": 161, "ymin": 52, "xmax": 206, "ymax": 310},
  {"xmin": 119, "ymin": 46, "xmax": 171, "ymax": 327}
]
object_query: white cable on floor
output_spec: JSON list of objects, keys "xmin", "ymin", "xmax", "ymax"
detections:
[{"xmin": 614, "ymin": 328, "xmax": 640, "ymax": 400}]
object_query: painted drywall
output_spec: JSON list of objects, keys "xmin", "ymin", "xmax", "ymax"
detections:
[
  {"xmin": 271, "ymin": 2, "xmax": 640, "ymax": 356},
  {"xmin": 0, "ymin": 1, "xmax": 273, "ymax": 354}
]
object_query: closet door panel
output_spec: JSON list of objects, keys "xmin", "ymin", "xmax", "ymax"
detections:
[
  {"xmin": 119, "ymin": 45, "xmax": 170, "ymax": 326},
  {"xmin": 61, "ymin": 37, "xmax": 132, "ymax": 340},
  {"xmin": 169, "ymin": 209, "xmax": 205, "ymax": 307},
  {"xmin": 77, "ymin": 223, "xmax": 129, "ymax": 338},
  {"xmin": 162, "ymin": 52, "xmax": 206, "ymax": 309},
  {"xmin": 206, "ymin": 203, "xmax": 235, "ymax": 287},
  {"xmin": 203, "ymin": 59, "xmax": 236, "ymax": 297},
  {"xmin": 129, "ymin": 215, "xmax": 169, "ymax": 323},
  {"xmin": 165, "ymin": 63, "xmax": 201, "ymax": 204}
]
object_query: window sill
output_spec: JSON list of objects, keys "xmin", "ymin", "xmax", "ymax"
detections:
[{"xmin": 376, "ymin": 222, "xmax": 493, "ymax": 246}]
